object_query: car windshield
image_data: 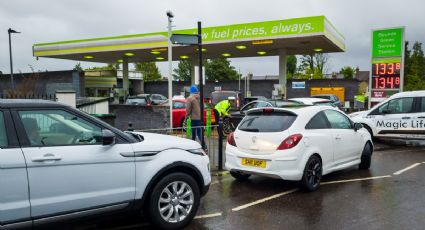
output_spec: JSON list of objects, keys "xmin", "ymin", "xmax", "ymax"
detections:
[
  {"xmin": 238, "ymin": 111, "xmax": 297, "ymax": 132},
  {"xmin": 126, "ymin": 98, "xmax": 147, "ymax": 105},
  {"xmin": 313, "ymin": 101, "xmax": 334, "ymax": 106},
  {"xmin": 313, "ymin": 95, "xmax": 331, "ymax": 100}
]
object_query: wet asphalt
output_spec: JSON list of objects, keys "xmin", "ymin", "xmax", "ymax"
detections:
[{"xmin": 70, "ymin": 141, "xmax": 425, "ymax": 230}]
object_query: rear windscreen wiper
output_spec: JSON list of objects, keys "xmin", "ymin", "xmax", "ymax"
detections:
[{"xmin": 239, "ymin": 128, "xmax": 259, "ymax": 132}]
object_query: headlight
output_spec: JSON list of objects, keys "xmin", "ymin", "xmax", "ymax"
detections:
[{"xmin": 188, "ymin": 148, "xmax": 207, "ymax": 156}]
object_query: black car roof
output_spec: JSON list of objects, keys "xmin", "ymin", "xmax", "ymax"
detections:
[{"xmin": 0, "ymin": 99, "xmax": 67, "ymax": 109}]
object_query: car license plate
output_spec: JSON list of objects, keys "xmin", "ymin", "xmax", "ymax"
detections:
[{"xmin": 241, "ymin": 158, "xmax": 266, "ymax": 168}]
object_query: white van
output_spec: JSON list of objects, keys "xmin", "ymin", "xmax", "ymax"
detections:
[{"xmin": 350, "ymin": 91, "xmax": 425, "ymax": 139}]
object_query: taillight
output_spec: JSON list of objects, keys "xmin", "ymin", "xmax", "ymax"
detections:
[
  {"xmin": 227, "ymin": 132, "xmax": 237, "ymax": 147},
  {"xmin": 277, "ymin": 134, "xmax": 303, "ymax": 150}
]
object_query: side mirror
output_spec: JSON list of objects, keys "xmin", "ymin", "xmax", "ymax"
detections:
[
  {"xmin": 354, "ymin": 123, "xmax": 363, "ymax": 132},
  {"xmin": 102, "ymin": 129, "xmax": 116, "ymax": 145}
]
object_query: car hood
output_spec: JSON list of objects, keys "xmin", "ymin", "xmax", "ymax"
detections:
[
  {"xmin": 129, "ymin": 131, "xmax": 202, "ymax": 151},
  {"xmin": 349, "ymin": 110, "xmax": 369, "ymax": 119}
]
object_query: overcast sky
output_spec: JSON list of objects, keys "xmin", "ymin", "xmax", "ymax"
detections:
[{"xmin": 1, "ymin": 0, "xmax": 424, "ymax": 77}]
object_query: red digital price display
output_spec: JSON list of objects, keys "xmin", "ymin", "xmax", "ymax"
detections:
[
  {"xmin": 373, "ymin": 76, "xmax": 400, "ymax": 89},
  {"xmin": 372, "ymin": 63, "xmax": 401, "ymax": 76},
  {"xmin": 372, "ymin": 62, "xmax": 401, "ymax": 89}
]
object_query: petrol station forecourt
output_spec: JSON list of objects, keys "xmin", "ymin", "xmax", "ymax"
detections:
[{"xmin": 32, "ymin": 15, "xmax": 345, "ymax": 98}]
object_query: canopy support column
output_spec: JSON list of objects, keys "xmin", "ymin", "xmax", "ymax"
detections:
[
  {"xmin": 278, "ymin": 49, "xmax": 288, "ymax": 99},
  {"xmin": 122, "ymin": 57, "xmax": 129, "ymax": 97}
]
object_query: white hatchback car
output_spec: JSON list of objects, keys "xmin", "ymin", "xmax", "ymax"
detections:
[
  {"xmin": 226, "ymin": 106, "xmax": 373, "ymax": 191},
  {"xmin": 0, "ymin": 100, "xmax": 210, "ymax": 230}
]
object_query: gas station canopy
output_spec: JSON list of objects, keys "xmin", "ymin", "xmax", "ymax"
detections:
[{"xmin": 33, "ymin": 16, "xmax": 345, "ymax": 63}]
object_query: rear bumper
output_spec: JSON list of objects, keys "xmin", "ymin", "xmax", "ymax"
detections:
[{"xmin": 225, "ymin": 147, "xmax": 304, "ymax": 181}]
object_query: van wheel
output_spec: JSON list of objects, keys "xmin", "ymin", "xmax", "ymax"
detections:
[
  {"xmin": 300, "ymin": 155, "xmax": 322, "ymax": 192},
  {"xmin": 230, "ymin": 171, "xmax": 251, "ymax": 181},
  {"xmin": 359, "ymin": 143, "xmax": 373, "ymax": 170},
  {"xmin": 147, "ymin": 172, "xmax": 200, "ymax": 230}
]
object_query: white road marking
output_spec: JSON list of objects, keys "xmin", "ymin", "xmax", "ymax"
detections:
[
  {"xmin": 393, "ymin": 163, "xmax": 422, "ymax": 175},
  {"xmin": 422, "ymin": 162, "xmax": 425, "ymax": 164},
  {"xmin": 194, "ymin": 212, "xmax": 222, "ymax": 219},
  {"xmin": 321, "ymin": 175, "xmax": 392, "ymax": 185},
  {"xmin": 231, "ymin": 188, "xmax": 298, "ymax": 212}
]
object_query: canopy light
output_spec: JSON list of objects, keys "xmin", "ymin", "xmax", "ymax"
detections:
[
  {"xmin": 222, "ymin": 53, "xmax": 231, "ymax": 57},
  {"xmin": 150, "ymin": 51, "xmax": 161, "ymax": 55},
  {"xmin": 236, "ymin": 45, "xmax": 247, "ymax": 50},
  {"xmin": 180, "ymin": 55, "xmax": 189, "ymax": 59},
  {"xmin": 117, "ymin": 59, "xmax": 123, "ymax": 63},
  {"xmin": 84, "ymin": 55, "xmax": 93, "ymax": 59},
  {"xmin": 156, "ymin": 57, "xmax": 165, "ymax": 60},
  {"xmin": 257, "ymin": 51, "xmax": 267, "ymax": 55},
  {"xmin": 124, "ymin": 52, "xmax": 135, "ymax": 57},
  {"xmin": 197, "ymin": 48, "xmax": 207, "ymax": 52},
  {"xmin": 152, "ymin": 48, "xmax": 167, "ymax": 52},
  {"xmin": 252, "ymin": 40, "xmax": 273, "ymax": 45},
  {"xmin": 314, "ymin": 48, "xmax": 323, "ymax": 52}
]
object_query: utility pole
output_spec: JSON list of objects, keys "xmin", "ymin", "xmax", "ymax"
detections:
[
  {"xmin": 8, "ymin": 28, "xmax": 20, "ymax": 90},
  {"xmin": 166, "ymin": 11, "xmax": 174, "ymax": 129}
]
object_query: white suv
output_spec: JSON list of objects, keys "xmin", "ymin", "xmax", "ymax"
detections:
[
  {"xmin": 350, "ymin": 91, "xmax": 425, "ymax": 139},
  {"xmin": 0, "ymin": 99, "xmax": 210, "ymax": 230}
]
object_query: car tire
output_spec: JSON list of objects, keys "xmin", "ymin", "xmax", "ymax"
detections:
[
  {"xmin": 230, "ymin": 171, "xmax": 251, "ymax": 181},
  {"xmin": 147, "ymin": 172, "xmax": 200, "ymax": 230},
  {"xmin": 300, "ymin": 155, "xmax": 322, "ymax": 192},
  {"xmin": 359, "ymin": 143, "xmax": 373, "ymax": 170}
]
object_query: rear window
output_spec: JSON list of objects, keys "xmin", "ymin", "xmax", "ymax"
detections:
[{"xmin": 238, "ymin": 112, "xmax": 297, "ymax": 132}]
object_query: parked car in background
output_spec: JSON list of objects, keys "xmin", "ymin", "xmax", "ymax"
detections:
[
  {"xmin": 226, "ymin": 106, "xmax": 373, "ymax": 191},
  {"xmin": 243, "ymin": 96, "xmax": 268, "ymax": 105},
  {"xmin": 312, "ymin": 94, "xmax": 342, "ymax": 107},
  {"xmin": 150, "ymin": 94, "xmax": 168, "ymax": 105},
  {"xmin": 211, "ymin": 91, "xmax": 242, "ymax": 110},
  {"xmin": 0, "ymin": 99, "xmax": 210, "ymax": 229},
  {"xmin": 172, "ymin": 99, "xmax": 216, "ymax": 128},
  {"xmin": 289, "ymin": 97, "xmax": 336, "ymax": 107},
  {"xmin": 230, "ymin": 100, "xmax": 274, "ymax": 128},
  {"xmin": 125, "ymin": 94, "xmax": 152, "ymax": 106},
  {"xmin": 349, "ymin": 90, "xmax": 425, "ymax": 139}
]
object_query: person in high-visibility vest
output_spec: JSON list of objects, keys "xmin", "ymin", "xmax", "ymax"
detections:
[{"xmin": 214, "ymin": 96, "xmax": 236, "ymax": 122}]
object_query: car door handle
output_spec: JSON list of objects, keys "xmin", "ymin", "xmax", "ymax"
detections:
[
  {"xmin": 417, "ymin": 116, "xmax": 425, "ymax": 119},
  {"xmin": 32, "ymin": 153, "xmax": 62, "ymax": 162},
  {"xmin": 402, "ymin": 117, "xmax": 411, "ymax": 119},
  {"xmin": 335, "ymin": 135, "xmax": 342, "ymax": 140}
]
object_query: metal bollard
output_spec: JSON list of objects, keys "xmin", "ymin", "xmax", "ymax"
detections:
[
  {"xmin": 218, "ymin": 121, "xmax": 224, "ymax": 170},
  {"xmin": 127, "ymin": 122, "xmax": 134, "ymax": 131}
]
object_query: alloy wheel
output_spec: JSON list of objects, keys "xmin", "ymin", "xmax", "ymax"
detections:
[{"xmin": 158, "ymin": 181, "xmax": 194, "ymax": 223}]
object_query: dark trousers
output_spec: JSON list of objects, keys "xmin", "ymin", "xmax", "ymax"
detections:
[
  {"xmin": 214, "ymin": 109, "xmax": 220, "ymax": 123},
  {"xmin": 191, "ymin": 119, "xmax": 202, "ymax": 142}
]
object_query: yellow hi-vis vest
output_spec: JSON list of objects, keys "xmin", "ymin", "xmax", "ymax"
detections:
[{"xmin": 214, "ymin": 100, "xmax": 231, "ymax": 117}]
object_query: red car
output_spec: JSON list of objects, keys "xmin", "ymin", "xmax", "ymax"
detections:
[{"xmin": 172, "ymin": 99, "xmax": 216, "ymax": 128}]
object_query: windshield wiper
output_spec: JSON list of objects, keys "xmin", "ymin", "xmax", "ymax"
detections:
[{"xmin": 239, "ymin": 128, "xmax": 259, "ymax": 132}]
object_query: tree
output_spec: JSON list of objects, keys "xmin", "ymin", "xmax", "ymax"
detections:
[
  {"xmin": 404, "ymin": 41, "xmax": 425, "ymax": 90},
  {"xmin": 286, "ymin": 55, "xmax": 297, "ymax": 78},
  {"xmin": 340, "ymin": 66, "xmax": 355, "ymax": 79},
  {"xmin": 85, "ymin": 63, "xmax": 119, "ymax": 71},
  {"xmin": 73, "ymin": 63, "xmax": 83, "ymax": 71},
  {"xmin": 298, "ymin": 53, "xmax": 330, "ymax": 79},
  {"xmin": 173, "ymin": 60, "xmax": 192, "ymax": 81},
  {"xmin": 134, "ymin": 62, "xmax": 162, "ymax": 82},
  {"xmin": 205, "ymin": 58, "xmax": 239, "ymax": 81}
]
